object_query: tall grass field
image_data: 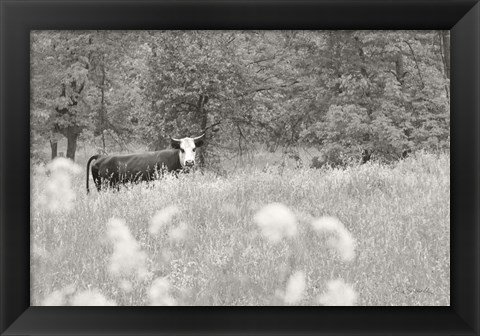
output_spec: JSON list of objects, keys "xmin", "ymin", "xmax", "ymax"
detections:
[{"xmin": 31, "ymin": 151, "xmax": 450, "ymax": 306}]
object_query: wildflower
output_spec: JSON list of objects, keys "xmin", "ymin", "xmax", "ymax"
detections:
[
  {"xmin": 161, "ymin": 248, "xmax": 173, "ymax": 262},
  {"xmin": 48, "ymin": 157, "xmax": 82, "ymax": 174},
  {"xmin": 40, "ymin": 158, "xmax": 81, "ymax": 212},
  {"xmin": 169, "ymin": 222, "xmax": 188, "ymax": 242},
  {"xmin": 62, "ymin": 284, "xmax": 76, "ymax": 296},
  {"xmin": 119, "ymin": 280, "xmax": 133, "ymax": 292},
  {"xmin": 149, "ymin": 205, "xmax": 180, "ymax": 235},
  {"xmin": 318, "ymin": 279, "xmax": 357, "ymax": 306},
  {"xmin": 40, "ymin": 284, "xmax": 75, "ymax": 306},
  {"xmin": 41, "ymin": 289, "xmax": 65, "ymax": 306},
  {"xmin": 311, "ymin": 216, "xmax": 355, "ymax": 261},
  {"xmin": 148, "ymin": 277, "xmax": 176, "ymax": 306},
  {"xmin": 70, "ymin": 289, "xmax": 116, "ymax": 306},
  {"xmin": 284, "ymin": 271, "xmax": 306, "ymax": 305},
  {"xmin": 254, "ymin": 203, "xmax": 298, "ymax": 244},
  {"xmin": 34, "ymin": 164, "xmax": 47, "ymax": 175},
  {"xmin": 107, "ymin": 217, "xmax": 147, "ymax": 279}
]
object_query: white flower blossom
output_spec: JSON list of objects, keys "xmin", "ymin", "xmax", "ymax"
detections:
[
  {"xmin": 169, "ymin": 222, "xmax": 188, "ymax": 242},
  {"xmin": 70, "ymin": 289, "xmax": 116, "ymax": 306},
  {"xmin": 284, "ymin": 271, "xmax": 306, "ymax": 305},
  {"xmin": 149, "ymin": 205, "xmax": 180, "ymax": 235},
  {"xmin": 148, "ymin": 277, "xmax": 176, "ymax": 306},
  {"xmin": 40, "ymin": 284, "xmax": 75, "ymax": 306},
  {"xmin": 311, "ymin": 216, "xmax": 355, "ymax": 261},
  {"xmin": 119, "ymin": 280, "xmax": 133, "ymax": 292},
  {"xmin": 48, "ymin": 157, "xmax": 82, "ymax": 174},
  {"xmin": 41, "ymin": 289, "xmax": 65, "ymax": 306},
  {"xmin": 254, "ymin": 203, "xmax": 298, "ymax": 244},
  {"xmin": 107, "ymin": 218, "xmax": 147, "ymax": 279},
  {"xmin": 318, "ymin": 279, "xmax": 357, "ymax": 306},
  {"xmin": 40, "ymin": 158, "xmax": 81, "ymax": 212}
]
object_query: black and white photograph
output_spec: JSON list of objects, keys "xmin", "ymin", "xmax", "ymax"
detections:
[{"xmin": 30, "ymin": 30, "xmax": 450, "ymax": 306}]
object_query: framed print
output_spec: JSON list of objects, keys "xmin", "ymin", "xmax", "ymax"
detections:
[{"xmin": 1, "ymin": 0, "xmax": 479, "ymax": 335}]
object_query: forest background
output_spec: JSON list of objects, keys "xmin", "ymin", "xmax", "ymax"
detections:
[{"xmin": 31, "ymin": 30, "xmax": 450, "ymax": 169}]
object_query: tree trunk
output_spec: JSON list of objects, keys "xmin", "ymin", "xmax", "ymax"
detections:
[
  {"xmin": 395, "ymin": 51, "xmax": 413, "ymax": 115},
  {"xmin": 394, "ymin": 51, "xmax": 406, "ymax": 86},
  {"xmin": 100, "ymin": 64, "xmax": 107, "ymax": 154},
  {"xmin": 50, "ymin": 140, "xmax": 58, "ymax": 160},
  {"xmin": 197, "ymin": 94, "xmax": 208, "ymax": 167},
  {"xmin": 438, "ymin": 31, "xmax": 450, "ymax": 100},
  {"xmin": 101, "ymin": 132, "xmax": 106, "ymax": 154},
  {"xmin": 328, "ymin": 32, "xmax": 343, "ymax": 94},
  {"xmin": 100, "ymin": 63, "xmax": 107, "ymax": 134},
  {"xmin": 440, "ymin": 31, "xmax": 450, "ymax": 80},
  {"xmin": 55, "ymin": 79, "xmax": 84, "ymax": 161},
  {"xmin": 395, "ymin": 49, "xmax": 415, "ymax": 155},
  {"xmin": 404, "ymin": 40, "xmax": 425, "ymax": 89},
  {"xmin": 66, "ymin": 130, "xmax": 78, "ymax": 161}
]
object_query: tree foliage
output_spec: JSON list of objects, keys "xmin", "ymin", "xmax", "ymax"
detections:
[{"xmin": 31, "ymin": 30, "xmax": 450, "ymax": 165}]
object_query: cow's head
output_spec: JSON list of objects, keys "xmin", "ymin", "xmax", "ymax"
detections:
[{"xmin": 171, "ymin": 134, "xmax": 205, "ymax": 168}]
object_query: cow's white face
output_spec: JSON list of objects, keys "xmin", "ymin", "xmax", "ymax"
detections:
[
  {"xmin": 178, "ymin": 138, "xmax": 197, "ymax": 167},
  {"xmin": 171, "ymin": 134, "xmax": 205, "ymax": 168}
]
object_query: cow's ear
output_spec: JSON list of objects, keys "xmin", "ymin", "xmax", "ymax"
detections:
[
  {"xmin": 171, "ymin": 138, "xmax": 181, "ymax": 149},
  {"xmin": 193, "ymin": 134, "xmax": 205, "ymax": 147}
]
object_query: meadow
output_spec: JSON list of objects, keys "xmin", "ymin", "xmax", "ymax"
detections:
[{"xmin": 30, "ymin": 150, "xmax": 450, "ymax": 306}]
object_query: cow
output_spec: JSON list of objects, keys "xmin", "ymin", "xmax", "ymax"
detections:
[{"xmin": 86, "ymin": 134, "xmax": 204, "ymax": 193}]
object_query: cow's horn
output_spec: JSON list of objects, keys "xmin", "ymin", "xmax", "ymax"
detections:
[
  {"xmin": 171, "ymin": 137, "xmax": 181, "ymax": 149},
  {"xmin": 192, "ymin": 133, "xmax": 205, "ymax": 147},
  {"xmin": 192, "ymin": 134, "xmax": 205, "ymax": 141}
]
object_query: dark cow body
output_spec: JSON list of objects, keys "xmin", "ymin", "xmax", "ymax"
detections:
[
  {"xmin": 86, "ymin": 134, "xmax": 204, "ymax": 193},
  {"xmin": 87, "ymin": 149, "xmax": 181, "ymax": 193}
]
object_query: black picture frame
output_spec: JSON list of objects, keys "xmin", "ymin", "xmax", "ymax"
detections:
[{"xmin": 1, "ymin": 0, "xmax": 479, "ymax": 335}]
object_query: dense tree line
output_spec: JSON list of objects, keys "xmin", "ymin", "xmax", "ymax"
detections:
[{"xmin": 31, "ymin": 30, "xmax": 450, "ymax": 166}]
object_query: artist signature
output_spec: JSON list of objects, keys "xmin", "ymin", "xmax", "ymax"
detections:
[{"xmin": 394, "ymin": 285, "xmax": 433, "ymax": 295}]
